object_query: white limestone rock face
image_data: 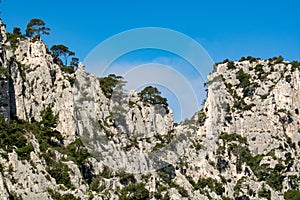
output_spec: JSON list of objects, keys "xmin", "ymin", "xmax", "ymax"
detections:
[
  {"xmin": 178, "ymin": 59, "xmax": 300, "ymax": 200},
  {"xmin": 0, "ymin": 173, "xmax": 9, "ymax": 200},
  {"xmin": 74, "ymin": 65, "xmax": 175, "ymax": 173},
  {"xmin": 6, "ymin": 38, "xmax": 77, "ymax": 142}
]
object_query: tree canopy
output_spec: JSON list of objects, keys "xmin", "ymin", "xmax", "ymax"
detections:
[
  {"xmin": 138, "ymin": 86, "xmax": 168, "ymax": 106},
  {"xmin": 50, "ymin": 44, "xmax": 75, "ymax": 66},
  {"xmin": 7, "ymin": 27, "xmax": 24, "ymax": 50},
  {"xmin": 25, "ymin": 18, "xmax": 50, "ymax": 39},
  {"xmin": 13, "ymin": 27, "xmax": 22, "ymax": 36},
  {"xmin": 99, "ymin": 74, "xmax": 126, "ymax": 99},
  {"xmin": 40, "ymin": 105, "xmax": 59, "ymax": 128},
  {"xmin": 119, "ymin": 183, "xmax": 150, "ymax": 200},
  {"xmin": 70, "ymin": 57, "xmax": 79, "ymax": 68}
]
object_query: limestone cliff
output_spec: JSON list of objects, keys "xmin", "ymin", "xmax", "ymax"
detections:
[{"xmin": 0, "ymin": 20, "xmax": 299, "ymax": 200}]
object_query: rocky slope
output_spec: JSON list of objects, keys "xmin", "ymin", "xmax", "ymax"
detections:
[{"xmin": 0, "ymin": 20, "xmax": 300, "ymax": 200}]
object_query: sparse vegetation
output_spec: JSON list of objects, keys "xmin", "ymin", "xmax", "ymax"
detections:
[
  {"xmin": 2, "ymin": 16, "xmax": 300, "ymax": 199},
  {"xmin": 89, "ymin": 176, "xmax": 106, "ymax": 192},
  {"xmin": 197, "ymin": 110, "xmax": 207, "ymax": 126},
  {"xmin": 227, "ymin": 61, "xmax": 235, "ymax": 70},
  {"xmin": 0, "ymin": 66, "xmax": 9, "ymax": 78},
  {"xmin": 99, "ymin": 165, "xmax": 113, "ymax": 179},
  {"xmin": 258, "ymin": 183, "xmax": 271, "ymax": 200},
  {"xmin": 218, "ymin": 131, "xmax": 286, "ymax": 192},
  {"xmin": 138, "ymin": 86, "xmax": 168, "ymax": 107},
  {"xmin": 25, "ymin": 18, "xmax": 50, "ymax": 39},
  {"xmin": 45, "ymin": 154, "xmax": 75, "ymax": 189},
  {"xmin": 99, "ymin": 74, "xmax": 126, "ymax": 98},
  {"xmin": 48, "ymin": 189, "xmax": 80, "ymax": 200},
  {"xmin": 40, "ymin": 105, "xmax": 59, "ymax": 128},
  {"xmin": 291, "ymin": 61, "xmax": 300, "ymax": 72},
  {"xmin": 50, "ymin": 44, "xmax": 75, "ymax": 66},
  {"xmin": 236, "ymin": 69, "xmax": 251, "ymax": 88},
  {"xmin": 195, "ymin": 177, "xmax": 225, "ymax": 196},
  {"xmin": 0, "ymin": 117, "xmax": 34, "ymax": 160},
  {"xmin": 119, "ymin": 183, "xmax": 150, "ymax": 200},
  {"xmin": 117, "ymin": 169, "xmax": 136, "ymax": 185},
  {"xmin": 7, "ymin": 27, "xmax": 24, "ymax": 50},
  {"xmin": 284, "ymin": 190, "xmax": 300, "ymax": 200},
  {"xmin": 218, "ymin": 132, "xmax": 247, "ymax": 144},
  {"xmin": 157, "ymin": 164, "xmax": 176, "ymax": 184}
]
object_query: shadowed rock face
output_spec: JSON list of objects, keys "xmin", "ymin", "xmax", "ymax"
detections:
[
  {"xmin": 0, "ymin": 20, "xmax": 300, "ymax": 199},
  {"xmin": 0, "ymin": 22, "xmax": 10, "ymax": 121},
  {"xmin": 0, "ymin": 78, "xmax": 10, "ymax": 121}
]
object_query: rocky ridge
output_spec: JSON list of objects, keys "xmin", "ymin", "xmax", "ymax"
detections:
[{"xmin": 0, "ymin": 20, "xmax": 300, "ymax": 200}]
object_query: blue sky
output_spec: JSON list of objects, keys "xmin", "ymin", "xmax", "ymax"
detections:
[
  {"xmin": 2, "ymin": 0, "xmax": 300, "ymax": 62},
  {"xmin": 1, "ymin": 0, "xmax": 300, "ymax": 121}
]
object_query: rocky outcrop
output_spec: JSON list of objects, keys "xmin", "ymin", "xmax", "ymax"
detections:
[
  {"xmin": 178, "ymin": 58, "xmax": 300, "ymax": 199},
  {"xmin": 74, "ymin": 63, "xmax": 174, "ymax": 173},
  {"xmin": 0, "ymin": 21, "xmax": 11, "ymax": 121},
  {"xmin": 0, "ymin": 20, "xmax": 176, "ymax": 199}
]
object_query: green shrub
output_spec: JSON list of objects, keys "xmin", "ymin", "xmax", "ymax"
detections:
[
  {"xmin": 15, "ymin": 142, "xmax": 34, "ymax": 160},
  {"xmin": 138, "ymin": 86, "xmax": 168, "ymax": 107},
  {"xmin": 10, "ymin": 192, "xmax": 22, "ymax": 200},
  {"xmin": 46, "ymin": 160, "xmax": 75, "ymax": 189},
  {"xmin": 266, "ymin": 171, "xmax": 284, "ymax": 191},
  {"xmin": 176, "ymin": 185, "xmax": 189, "ymax": 197},
  {"xmin": 218, "ymin": 132, "xmax": 247, "ymax": 144},
  {"xmin": 0, "ymin": 119, "xmax": 34, "ymax": 160},
  {"xmin": 157, "ymin": 164, "xmax": 176, "ymax": 184},
  {"xmin": 0, "ymin": 66, "xmax": 10, "ymax": 78},
  {"xmin": 227, "ymin": 61, "xmax": 235, "ymax": 70},
  {"xmin": 193, "ymin": 142, "xmax": 204, "ymax": 151},
  {"xmin": 235, "ymin": 149, "xmax": 284, "ymax": 192},
  {"xmin": 197, "ymin": 111, "xmax": 207, "ymax": 126},
  {"xmin": 233, "ymin": 177, "xmax": 247, "ymax": 196},
  {"xmin": 236, "ymin": 69, "xmax": 251, "ymax": 88},
  {"xmin": 291, "ymin": 61, "xmax": 300, "ymax": 72},
  {"xmin": 68, "ymin": 77, "xmax": 75, "ymax": 87},
  {"xmin": 246, "ymin": 56, "xmax": 260, "ymax": 63},
  {"xmin": 161, "ymin": 193, "xmax": 171, "ymax": 200},
  {"xmin": 216, "ymin": 146, "xmax": 226, "ymax": 155},
  {"xmin": 287, "ymin": 175, "xmax": 300, "ymax": 190},
  {"xmin": 48, "ymin": 189, "xmax": 80, "ymax": 200},
  {"xmin": 99, "ymin": 165, "xmax": 113, "ymax": 179},
  {"xmin": 239, "ymin": 57, "xmax": 246, "ymax": 62},
  {"xmin": 64, "ymin": 139, "xmax": 91, "ymax": 166},
  {"xmin": 284, "ymin": 190, "xmax": 300, "ymax": 200},
  {"xmin": 233, "ymin": 99, "xmax": 254, "ymax": 111},
  {"xmin": 89, "ymin": 176, "xmax": 105, "ymax": 192},
  {"xmin": 215, "ymin": 181, "xmax": 225, "ymax": 195},
  {"xmin": 195, "ymin": 177, "xmax": 224, "ymax": 195},
  {"xmin": 117, "ymin": 170, "xmax": 136, "ymax": 185},
  {"xmin": 255, "ymin": 64, "xmax": 264, "ymax": 73},
  {"xmin": 99, "ymin": 74, "xmax": 126, "ymax": 98},
  {"xmin": 7, "ymin": 27, "xmax": 24, "ymax": 51},
  {"xmin": 61, "ymin": 66, "xmax": 75, "ymax": 74},
  {"xmin": 43, "ymin": 153, "xmax": 65, "ymax": 184},
  {"xmin": 274, "ymin": 56, "xmax": 284, "ymax": 64},
  {"xmin": 119, "ymin": 183, "xmax": 150, "ymax": 200},
  {"xmin": 258, "ymin": 183, "xmax": 271, "ymax": 200},
  {"xmin": 40, "ymin": 105, "xmax": 59, "ymax": 128}
]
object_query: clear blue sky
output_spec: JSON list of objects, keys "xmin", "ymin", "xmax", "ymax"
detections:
[
  {"xmin": 1, "ymin": 0, "xmax": 299, "ymax": 62},
  {"xmin": 1, "ymin": 0, "xmax": 300, "ymax": 121}
]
